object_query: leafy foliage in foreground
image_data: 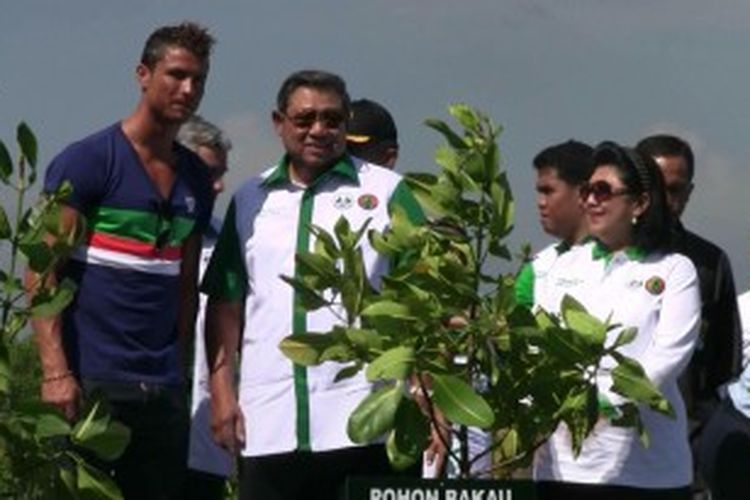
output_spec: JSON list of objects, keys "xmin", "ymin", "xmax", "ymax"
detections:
[
  {"xmin": 0, "ymin": 124, "xmax": 130, "ymax": 499},
  {"xmin": 279, "ymin": 105, "xmax": 672, "ymax": 478}
]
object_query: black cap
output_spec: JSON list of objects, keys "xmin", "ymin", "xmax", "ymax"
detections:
[{"xmin": 346, "ymin": 99, "xmax": 398, "ymax": 146}]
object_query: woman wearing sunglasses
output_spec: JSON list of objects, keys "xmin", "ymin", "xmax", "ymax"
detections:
[{"xmin": 531, "ymin": 142, "xmax": 701, "ymax": 500}]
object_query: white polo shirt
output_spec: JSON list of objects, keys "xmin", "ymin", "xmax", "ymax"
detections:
[
  {"xmin": 202, "ymin": 155, "xmax": 424, "ymax": 457},
  {"xmin": 527, "ymin": 240, "xmax": 700, "ymax": 488}
]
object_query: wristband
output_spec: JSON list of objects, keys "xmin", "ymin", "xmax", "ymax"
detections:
[{"xmin": 42, "ymin": 371, "xmax": 73, "ymax": 384}]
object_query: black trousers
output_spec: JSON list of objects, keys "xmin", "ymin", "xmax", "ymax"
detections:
[
  {"xmin": 82, "ymin": 380, "xmax": 189, "ymax": 500},
  {"xmin": 239, "ymin": 445, "xmax": 404, "ymax": 500},
  {"xmin": 536, "ymin": 481, "xmax": 691, "ymax": 500},
  {"xmin": 697, "ymin": 397, "xmax": 750, "ymax": 500}
]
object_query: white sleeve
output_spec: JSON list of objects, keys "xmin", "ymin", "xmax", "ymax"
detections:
[{"xmin": 632, "ymin": 257, "xmax": 701, "ymax": 390}]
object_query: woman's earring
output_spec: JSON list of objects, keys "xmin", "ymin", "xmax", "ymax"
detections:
[{"xmin": 631, "ymin": 215, "xmax": 638, "ymax": 226}]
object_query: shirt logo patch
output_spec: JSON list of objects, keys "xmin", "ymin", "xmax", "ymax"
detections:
[
  {"xmin": 185, "ymin": 196, "xmax": 196, "ymax": 213},
  {"xmin": 358, "ymin": 194, "xmax": 379, "ymax": 210},
  {"xmin": 334, "ymin": 195, "xmax": 353, "ymax": 210},
  {"xmin": 645, "ymin": 276, "xmax": 665, "ymax": 295}
]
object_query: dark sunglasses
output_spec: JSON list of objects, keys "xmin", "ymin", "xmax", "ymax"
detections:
[
  {"xmin": 280, "ymin": 110, "xmax": 347, "ymax": 130},
  {"xmin": 580, "ymin": 180, "xmax": 630, "ymax": 204}
]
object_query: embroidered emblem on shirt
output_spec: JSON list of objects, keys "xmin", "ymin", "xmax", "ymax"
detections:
[
  {"xmin": 627, "ymin": 279, "xmax": 644, "ymax": 289},
  {"xmin": 358, "ymin": 194, "xmax": 379, "ymax": 210},
  {"xmin": 185, "ymin": 196, "xmax": 196, "ymax": 213},
  {"xmin": 334, "ymin": 195, "xmax": 353, "ymax": 210},
  {"xmin": 645, "ymin": 276, "xmax": 665, "ymax": 295}
]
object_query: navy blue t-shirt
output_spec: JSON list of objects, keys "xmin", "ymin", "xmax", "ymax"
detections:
[{"xmin": 44, "ymin": 123, "xmax": 214, "ymax": 385}]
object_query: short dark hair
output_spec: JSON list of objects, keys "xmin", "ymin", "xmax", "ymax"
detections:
[
  {"xmin": 636, "ymin": 134, "xmax": 694, "ymax": 181},
  {"xmin": 276, "ymin": 70, "xmax": 350, "ymax": 113},
  {"xmin": 592, "ymin": 141, "xmax": 673, "ymax": 253},
  {"xmin": 532, "ymin": 140, "xmax": 594, "ymax": 186},
  {"xmin": 140, "ymin": 22, "xmax": 215, "ymax": 69}
]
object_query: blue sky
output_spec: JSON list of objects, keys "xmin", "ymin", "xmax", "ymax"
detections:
[{"xmin": 2, "ymin": 0, "xmax": 749, "ymax": 289}]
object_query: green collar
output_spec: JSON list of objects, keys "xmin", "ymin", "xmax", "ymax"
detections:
[
  {"xmin": 554, "ymin": 240, "xmax": 572, "ymax": 255},
  {"xmin": 261, "ymin": 155, "xmax": 359, "ymax": 189},
  {"xmin": 591, "ymin": 239, "xmax": 646, "ymax": 263}
]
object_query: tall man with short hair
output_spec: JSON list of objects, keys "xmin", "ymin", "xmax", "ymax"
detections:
[
  {"xmin": 637, "ymin": 134, "xmax": 742, "ymax": 498},
  {"xmin": 28, "ymin": 22, "xmax": 216, "ymax": 499},
  {"xmin": 177, "ymin": 115, "xmax": 233, "ymax": 500},
  {"xmin": 516, "ymin": 140, "xmax": 594, "ymax": 306},
  {"xmin": 203, "ymin": 69, "xmax": 425, "ymax": 500}
]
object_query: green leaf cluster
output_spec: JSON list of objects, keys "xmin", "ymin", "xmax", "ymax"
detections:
[
  {"xmin": 0, "ymin": 124, "xmax": 130, "ymax": 499},
  {"xmin": 278, "ymin": 105, "xmax": 673, "ymax": 478}
]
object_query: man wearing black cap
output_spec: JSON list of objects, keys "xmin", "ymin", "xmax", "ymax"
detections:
[{"xmin": 346, "ymin": 98, "xmax": 399, "ymax": 169}]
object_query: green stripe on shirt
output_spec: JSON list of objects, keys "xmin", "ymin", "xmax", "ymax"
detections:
[{"xmin": 88, "ymin": 205, "xmax": 195, "ymax": 244}]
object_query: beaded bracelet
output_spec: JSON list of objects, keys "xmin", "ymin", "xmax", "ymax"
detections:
[{"xmin": 42, "ymin": 371, "xmax": 73, "ymax": 384}]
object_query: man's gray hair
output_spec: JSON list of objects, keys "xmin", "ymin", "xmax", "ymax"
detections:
[{"xmin": 178, "ymin": 114, "xmax": 232, "ymax": 153}]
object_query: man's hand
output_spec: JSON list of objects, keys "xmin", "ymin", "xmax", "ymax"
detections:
[
  {"xmin": 41, "ymin": 374, "xmax": 81, "ymax": 421},
  {"xmin": 210, "ymin": 388, "xmax": 245, "ymax": 455}
]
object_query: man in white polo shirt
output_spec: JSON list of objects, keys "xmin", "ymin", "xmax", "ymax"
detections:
[
  {"xmin": 201, "ymin": 70, "xmax": 425, "ymax": 500},
  {"xmin": 516, "ymin": 139, "xmax": 594, "ymax": 307}
]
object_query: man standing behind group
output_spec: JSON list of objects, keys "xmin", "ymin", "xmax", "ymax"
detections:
[
  {"xmin": 177, "ymin": 115, "xmax": 233, "ymax": 500},
  {"xmin": 202, "ymin": 70, "xmax": 425, "ymax": 500},
  {"xmin": 516, "ymin": 140, "xmax": 594, "ymax": 307},
  {"xmin": 637, "ymin": 135, "xmax": 742, "ymax": 433},
  {"xmin": 346, "ymin": 98, "xmax": 399, "ymax": 169},
  {"xmin": 28, "ymin": 22, "xmax": 215, "ymax": 499}
]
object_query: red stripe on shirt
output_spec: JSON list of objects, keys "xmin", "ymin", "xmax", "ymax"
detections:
[{"xmin": 87, "ymin": 232, "xmax": 182, "ymax": 260}]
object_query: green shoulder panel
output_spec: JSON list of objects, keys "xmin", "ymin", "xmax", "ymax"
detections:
[
  {"xmin": 388, "ymin": 179, "xmax": 426, "ymax": 226},
  {"xmin": 514, "ymin": 261, "xmax": 535, "ymax": 308},
  {"xmin": 200, "ymin": 200, "xmax": 248, "ymax": 302}
]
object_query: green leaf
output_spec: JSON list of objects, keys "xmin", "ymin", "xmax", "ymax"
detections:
[
  {"xmin": 296, "ymin": 252, "xmax": 339, "ymax": 290},
  {"xmin": 343, "ymin": 327, "xmax": 384, "ymax": 352},
  {"xmin": 279, "ymin": 275, "xmax": 329, "ymax": 311},
  {"xmin": 431, "ymin": 373, "xmax": 495, "ymax": 428},
  {"xmin": 385, "ymin": 429, "xmax": 419, "ymax": 471},
  {"xmin": 347, "ymin": 383, "xmax": 403, "ymax": 443},
  {"xmin": 279, "ymin": 333, "xmax": 338, "ymax": 366},
  {"xmin": 449, "ymin": 103, "xmax": 480, "ymax": 131},
  {"xmin": 312, "ymin": 225, "xmax": 340, "ymax": 260},
  {"xmin": 392, "ymin": 397, "xmax": 430, "ymax": 461},
  {"xmin": 611, "ymin": 327, "xmax": 637, "ymax": 349},
  {"xmin": 319, "ymin": 343, "xmax": 355, "ymax": 363},
  {"xmin": 541, "ymin": 326, "xmax": 597, "ymax": 366},
  {"xmin": 35, "ymin": 411, "xmax": 72, "ymax": 439},
  {"xmin": 333, "ymin": 216, "xmax": 352, "ymax": 248},
  {"xmin": 17, "ymin": 122, "xmax": 38, "ymax": 168},
  {"xmin": 361, "ymin": 300, "xmax": 417, "ymax": 321},
  {"xmin": 365, "ymin": 346, "xmax": 415, "ymax": 382},
  {"xmin": 30, "ymin": 278, "xmax": 77, "ymax": 317},
  {"xmin": 76, "ymin": 459, "xmax": 122, "ymax": 500},
  {"xmin": 497, "ymin": 428, "xmax": 519, "ymax": 463},
  {"xmin": 72, "ymin": 401, "xmax": 109, "ymax": 444},
  {"xmin": 58, "ymin": 467, "xmax": 78, "ymax": 498},
  {"xmin": 0, "ymin": 206, "xmax": 11, "ymax": 240},
  {"xmin": 611, "ymin": 355, "xmax": 674, "ymax": 417},
  {"xmin": 75, "ymin": 420, "xmax": 131, "ymax": 462},
  {"xmin": 0, "ymin": 340, "xmax": 9, "ymax": 395},
  {"xmin": 22, "ymin": 241, "xmax": 55, "ymax": 273},
  {"xmin": 0, "ymin": 139, "xmax": 12, "ymax": 183},
  {"xmin": 558, "ymin": 386, "xmax": 599, "ymax": 457},
  {"xmin": 560, "ymin": 295, "xmax": 607, "ymax": 346},
  {"xmin": 424, "ymin": 118, "xmax": 468, "ymax": 150},
  {"xmin": 333, "ymin": 363, "xmax": 363, "ymax": 383}
]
